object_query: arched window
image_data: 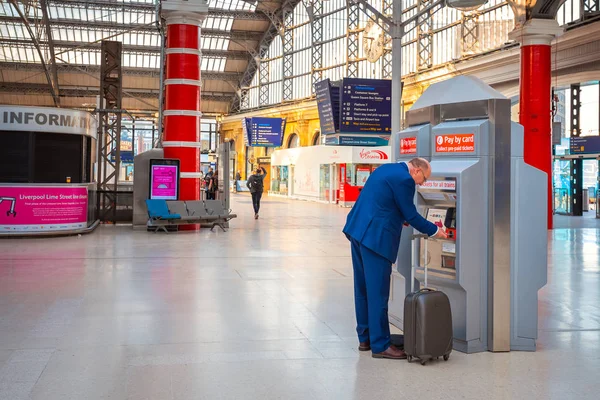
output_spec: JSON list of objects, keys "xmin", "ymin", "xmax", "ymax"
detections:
[
  {"xmin": 287, "ymin": 133, "xmax": 300, "ymax": 148},
  {"xmin": 312, "ymin": 131, "xmax": 321, "ymax": 146}
]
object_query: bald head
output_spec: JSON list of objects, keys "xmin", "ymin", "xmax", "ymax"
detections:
[
  {"xmin": 408, "ymin": 157, "xmax": 431, "ymax": 185},
  {"xmin": 409, "ymin": 158, "xmax": 430, "ymax": 172}
]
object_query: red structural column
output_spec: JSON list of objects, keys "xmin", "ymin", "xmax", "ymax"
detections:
[
  {"xmin": 161, "ymin": 4, "xmax": 207, "ymax": 230},
  {"xmin": 510, "ymin": 20, "xmax": 563, "ymax": 230}
]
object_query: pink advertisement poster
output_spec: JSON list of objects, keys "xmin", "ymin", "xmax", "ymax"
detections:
[
  {"xmin": 0, "ymin": 186, "xmax": 88, "ymax": 233},
  {"xmin": 150, "ymin": 165, "xmax": 178, "ymax": 200}
]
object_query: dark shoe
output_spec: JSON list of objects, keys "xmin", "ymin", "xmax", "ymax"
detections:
[
  {"xmin": 358, "ymin": 341, "xmax": 371, "ymax": 351},
  {"xmin": 254, "ymin": 213, "xmax": 259, "ymax": 219},
  {"xmin": 372, "ymin": 344, "xmax": 407, "ymax": 360}
]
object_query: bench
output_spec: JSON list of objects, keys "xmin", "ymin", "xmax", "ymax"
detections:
[
  {"xmin": 145, "ymin": 199, "xmax": 237, "ymax": 233},
  {"xmin": 187, "ymin": 200, "xmax": 237, "ymax": 232},
  {"xmin": 145, "ymin": 199, "xmax": 182, "ymax": 233}
]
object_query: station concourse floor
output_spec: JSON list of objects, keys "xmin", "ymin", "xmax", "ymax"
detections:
[{"xmin": 0, "ymin": 194, "xmax": 599, "ymax": 400}]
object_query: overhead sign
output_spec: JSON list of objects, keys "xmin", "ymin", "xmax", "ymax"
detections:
[
  {"xmin": 110, "ymin": 150, "xmax": 134, "ymax": 163},
  {"xmin": 315, "ymin": 79, "xmax": 338, "ymax": 135},
  {"xmin": 340, "ymin": 78, "xmax": 392, "ymax": 135},
  {"xmin": 0, "ymin": 106, "xmax": 97, "ymax": 139},
  {"xmin": 340, "ymin": 135, "xmax": 389, "ymax": 146},
  {"xmin": 242, "ymin": 117, "xmax": 251, "ymax": 146},
  {"xmin": 435, "ymin": 134, "xmax": 475, "ymax": 153},
  {"xmin": 400, "ymin": 137, "xmax": 417, "ymax": 154},
  {"xmin": 250, "ymin": 117, "xmax": 284, "ymax": 147},
  {"xmin": 243, "ymin": 117, "xmax": 286, "ymax": 147},
  {"xmin": 325, "ymin": 134, "xmax": 389, "ymax": 146},
  {"xmin": 0, "ymin": 185, "xmax": 88, "ymax": 233},
  {"xmin": 570, "ymin": 136, "xmax": 600, "ymax": 154},
  {"xmin": 149, "ymin": 159, "xmax": 180, "ymax": 200}
]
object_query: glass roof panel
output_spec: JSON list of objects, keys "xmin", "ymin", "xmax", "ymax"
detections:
[
  {"xmin": 0, "ymin": 0, "xmax": 243, "ymax": 75},
  {"xmin": 201, "ymin": 56, "xmax": 227, "ymax": 72},
  {"xmin": 209, "ymin": 0, "xmax": 256, "ymax": 11},
  {"xmin": 201, "ymin": 36, "xmax": 230, "ymax": 51},
  {"xmin": 203, "ymin": 16, "xmax": 234, "ymax": 31}
]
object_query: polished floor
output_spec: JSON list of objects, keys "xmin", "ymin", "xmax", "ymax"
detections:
[{"xmin": 0, "ymin": 194, "xmax": 599, "ymax": 400}]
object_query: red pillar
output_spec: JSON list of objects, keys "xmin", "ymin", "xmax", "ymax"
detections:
[
  {"xmin": 161, "ymin": 4, "xmax": 207, "ymax": 230},
  {"xmin": 510, "ymin": 19, "xmax": 563, "ymax": 230}
]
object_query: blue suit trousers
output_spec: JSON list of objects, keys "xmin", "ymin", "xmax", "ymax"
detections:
[{"xmin": 350, "ymin": 237, "xmax": 392, "ymax": 354}]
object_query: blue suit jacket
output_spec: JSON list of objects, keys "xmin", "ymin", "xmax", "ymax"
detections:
[{"xmin": 342, "ymin": 162, "xmax": 438, "ymax": 263}]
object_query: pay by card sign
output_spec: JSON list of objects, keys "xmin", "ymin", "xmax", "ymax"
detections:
[
  {"xmin": 400, "ymin": 137, "xmax": 417, "ymax": 154},
  {"xmin": 435, "ymin": 134, "xmax": 475, "ymax": 153}
]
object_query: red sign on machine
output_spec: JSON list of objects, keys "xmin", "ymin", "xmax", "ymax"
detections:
[
  {"xmin": 435, "ymin": 134, "xmax": 475, "ymax": 153},
  {"xmin": 400, "ymin": 137, "xmax": 417, "ymax": 154}
]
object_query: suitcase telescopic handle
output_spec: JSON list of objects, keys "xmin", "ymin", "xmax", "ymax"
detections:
[{"xmin": 411, "ymin": 234, "xmax": 432, "ymax": 292}]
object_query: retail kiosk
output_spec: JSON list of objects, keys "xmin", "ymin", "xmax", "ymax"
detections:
[
  {"xmin": 390, "ymin": 76, "xmax": 547, "ymax": 352},
  {"xmin": 269, "ymin": 145, "xmax": 391, "ymax": 204},
  {"xmin": 0, "ymin": 106, "xmax": 98, "ymax": 236}
]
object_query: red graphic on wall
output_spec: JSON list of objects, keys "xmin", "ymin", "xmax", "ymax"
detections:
[{"xmin": 358, "ymin": 149, "xmax": 389, "ymax": 160}]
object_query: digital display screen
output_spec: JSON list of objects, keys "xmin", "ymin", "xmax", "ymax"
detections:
[
  {"xmin": 426, "ymin": 208, "xmax": 448, "ymax": 231},
  {"xmin": 149, "ymin": 159, "xmax": 180, "ymax": 200}
]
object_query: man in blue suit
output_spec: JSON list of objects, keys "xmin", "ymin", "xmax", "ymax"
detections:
[{"xmin": 343, "ymin": 158, "xmax": 447, "ymax": 359}]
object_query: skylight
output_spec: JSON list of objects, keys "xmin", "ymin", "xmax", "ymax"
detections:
[{"xmin": 209, "ymin": 0, "xmax": 256, "ymax": 12}]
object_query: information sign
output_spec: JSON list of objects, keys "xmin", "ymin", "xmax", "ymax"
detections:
[
  {"xmin": 570, "ymin": 136, "xmax": 600, "ymax": 154},
  {"xmin": 340, "ymin": 78, "xmax": 392, "ymax": 134},
  {"xmin": 315, "ymin": 79, "xmax": 338, "ymax": 135},
  {"xmin": 250, "ymin": 117, "xmax": 284, "ymax": 147},
  {"xmin": 435, "ymin": 134, "xmax": 475, "ymax": 153}
]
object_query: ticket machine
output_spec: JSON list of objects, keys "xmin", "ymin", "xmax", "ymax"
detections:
[
  {"xmin": 389, "ymin": 124, "xmax": 432, "ymax": 328},
  {"xmin": 393, "ymin": 76, "xmax": 547, "ymax": 352}
]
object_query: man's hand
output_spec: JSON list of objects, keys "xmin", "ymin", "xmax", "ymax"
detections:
[{"xmin": 433, "ymin": 229, "xmax": 448, "ymax": 239}]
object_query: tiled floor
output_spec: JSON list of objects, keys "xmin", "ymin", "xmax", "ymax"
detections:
[
  {"xmin": 554, "ymin": 208, "xmax": 600, "ymax": 229},
  {"xmin": 0, "ymin": 194, "xmax": 599, "ymax": 400}
]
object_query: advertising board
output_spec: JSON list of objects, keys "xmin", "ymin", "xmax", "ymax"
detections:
[{"xmin": 0, "ymin": 186, "xmax": 88, "ymax": 233}]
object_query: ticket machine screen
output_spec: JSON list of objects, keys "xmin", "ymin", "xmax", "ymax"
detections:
[
  {"xmin": 419, "ymin": 206, "xmax": 458, "ymax": 278},
  {"xmin": 425, "ymin": 207, "xmax": 456, "ymax": 240}
]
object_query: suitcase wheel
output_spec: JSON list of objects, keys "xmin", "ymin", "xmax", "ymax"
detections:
[
  {"xmin": 443, "ymin": 354, "xmax": 450, "ymax": 361},
  {"xmin": 407, "ymin": 355, "xmax": 413, "ymax": 363},
  {"xmin": 420, "ymin": 359, "xmax": 428, "ymax": 366}
]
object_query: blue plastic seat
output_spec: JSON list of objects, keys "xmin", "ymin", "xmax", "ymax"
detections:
[{"xmin": 146, "ymin": 199, "xmax": 181, "ymax": 220}]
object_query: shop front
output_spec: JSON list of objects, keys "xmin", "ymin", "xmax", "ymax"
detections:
[
  {"xmin": 337, "ymin": 147, "xmax": 390, "ymax": 207},
  {"xmin": 269, "ymin": 145, "xmax": 390, "ymax": 205}
]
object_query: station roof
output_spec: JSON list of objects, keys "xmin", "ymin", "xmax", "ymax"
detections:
[{"xmin": 0, "ymin": 0, "xmax": 290, "ymax": 116}]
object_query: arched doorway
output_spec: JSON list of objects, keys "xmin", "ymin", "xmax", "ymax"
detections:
[
  {"xmin": 287, "ymin": 133, "xmax": 300, "ymax": 148},
  {"xmin": 312, "ymin": 131, "xmax": 321, "ymax": 146}
]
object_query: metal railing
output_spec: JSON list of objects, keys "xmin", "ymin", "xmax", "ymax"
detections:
[{"xmin": 96, "ymin": 189, "xmax": 133, "ymax": 223}]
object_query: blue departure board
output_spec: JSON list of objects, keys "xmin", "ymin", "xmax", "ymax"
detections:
[
  {"xmin": 340, "ymin": 78, "xmax": 392, "ymax": 134},
  {"xmin": 315, "ymin": 79, "xmax": 339, "ymax": 135},
  {"xmin": 248, "ymin": 117, "xmax": 285, "ymax": 147},
  {"xmin": 570, "ymin": 136, "xmax": 600, "ymax": 154}
]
